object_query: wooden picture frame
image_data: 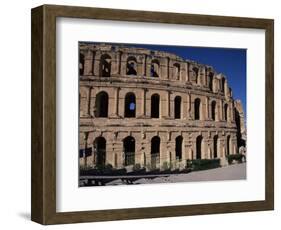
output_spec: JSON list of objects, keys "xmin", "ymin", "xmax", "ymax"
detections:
[{"xmin": 31, "ymin": 4, "xmax": 274, "ymax": 225}]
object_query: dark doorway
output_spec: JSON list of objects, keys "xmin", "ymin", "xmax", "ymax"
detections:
[
  {"xmin": 211, "ymin": 101, "xmax": 216, "ymax": 121},
  {"xmin": 79, "ymin": 53, "xmax": 85, "ymax": 75},
  {"xmin": 209, "ymin": 72, "xmax": 214, "ymax": 90},
  {"xmin": 123, "ymin": 136, "xmax": 135, "ymax": 166},
  {"xmin": 222, "ymin": 77, "xmax": 225, "ymax": 93},
  {"xmin": 173, "ymin": 63, "xmax": 180, "ymax": 80},
  {"xmin": 194, "ymin": 98, "xmax": 201, "ymax": 120},
  {"xmin": 124, "ymin": 93, "xmax": 136, "ymax": 117},
  {"xmin": 151, "ymin": 136, "xmax": 160, "ymax": 169},
  {"xmin": 226, "ymin": 135, "xmax": 231, "ymax": 155},
  {"xmin": 224, "ymin": 104, "xmax": 228, "ymax": 121},
  {"xmin": 174, "ymin": 96, "xmax": 181, "ymax": 119},
  {"xmin": 100, "ymin": 54, "xmax": 111, "ymax": 77},
  {"xmin": 150, "ymin": 60, "xmax": 159, "ymax": 78},
  {"xmin": 196, "ymin": 135, "xmax": 203, "ymax": 159},
  {"xmin": 175, "ymin": 136, "xmax": 183, "ymax": 160},
  {"xmin": 213, "ymin": 135, "xmax": 218, "ymax": 158},
  {"xmin": 151, "ymin": 94, "xmax": 160, "ymax": 118},
  {"xmin": 126, "ymin": 57, "xmax": 137, "ymax": 75},
  {"xmin": 94, "ymin": 137, "xmax": 106, "ymax": 167},
  {"xmin": 95, "ymin": 91, "xmax": 108, "ymax": 117}
]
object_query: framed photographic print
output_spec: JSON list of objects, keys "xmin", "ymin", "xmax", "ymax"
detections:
[{"xmin": 31, "ymin": 4, "xmax": 274, "ymax": 225}]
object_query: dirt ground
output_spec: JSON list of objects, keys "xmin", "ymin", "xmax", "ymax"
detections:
[{"xmin": 106, "ymin": 163, "xmax": 246, "ymax": 186}]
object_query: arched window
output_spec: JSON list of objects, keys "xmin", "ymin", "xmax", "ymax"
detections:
[
  {"xmin": 211, "ymin": 101, "xmax": 216, "ymax": 121},
  {"xmin": 194, "ymin": 98, "xmax": 201, "ymax": 120},
  {"xmin": 175, "ymin": 136, "xmax": 183, "ymax": 160},
  {"xmin": 226, "ymin": 135, "xmax": 231, "ymax": 155},
  {"xmin": 174, "ymin": 96, "xmax": 181, "ymax": 119},
  {"xmin": 224, "ymin": 104, "xmax": 228, "ymax": 121},
  {"xmin": 196, "ymin": 135, "xmax": 203, "ymax": 159},
  {"xmin": 209, "ymin": 72, "xmax": 214, "ymax": 90},
  {"xmin": 150, "ymin": 59, "xmax": 160, "ymax": 78},
  {"xmin": 221, "ymin": 77, "xmax": 225, "ymax": 93},
  {"xmin": 95, "ymin": 91, "xmax": 108, "ymax": 117},
  {"xmin": 79, "ymin": 53, "xmax": 85, "ymax": 75},
  {"xmin": 213, "ymin": 135, "xmax": 218, "ymax": 158},
  {"xmin": 100, "ymin": 54, "xmax": 111, "ymax": 77},
  {"xmin": 173, "ymin": 63, "xmax": 180, "ymax": 80},
  {"xmin": 126, "ymin": 56, "xmax": 137, "ymax": 75},
  {"xmin": 124, "ymin": 92, "xmax": 136, "ymax": 118},
  {"xmin": 151, "ymin": 136, "xmax": 160, "ymax": 169},
  {"xmin": 94, "ymin": 137, "xmax": 106, "ymax": 167},
  {"xmin": 151, "ymin": 94, "xmax": 160, "ymax": 118},
  {"xmin": 123, "ymin": 136, "xmax": 135, "ymax": 166},
  {"xmin": 193, "ymin": 67, "xmax": 199, "ymax": 84}
]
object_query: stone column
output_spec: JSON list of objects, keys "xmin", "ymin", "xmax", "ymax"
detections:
[
  {"xmin": 111, "ymin": 87, "xmax": 120, "ymax": 118},
  {"xmin": 141, "ymin": 88, "xmax": 147, "ymax": 118},
  {"xmin": 83, "ymin": 132, "xmax": 88, "ymax": 167},
  {"xmin": 221, "ymin": 99, "xmax": 224, "ymax": 121},
  {"xmin": 168, "ymin": 91, "xmax": 172, "ymax": 118},
  {"xmin": 205, "ymin": 96, "xmax": 209, "ymax": 120},
  {"xmin": 86, "ymin": 87, "xmax": 91, "ymax": 116},
  {"xmin": 116, "ymin": 51, "xmax": 121, "ymax": 75},
  {"xmin": 84, "ymin": 50, "xmax": 93, "ymax": 75},
  {"xmin": 185, "ymin": 62, "xmax": 189, "ymax": 82},
  {"xmin": 120, "ymin": 53, "xmax": 127, "ymax": 76},
  {"xmin": 143, "ymin": 55, "xmax": 147, "ymax": 76},
  {"xmin": 93, "ymin": 51, "xmax": 101, "ymax": 76}
]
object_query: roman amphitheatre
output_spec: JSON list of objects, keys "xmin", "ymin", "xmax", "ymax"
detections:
[{"xmin": 79, "ymin": 43, "xmax": 246, "ymax": 183}]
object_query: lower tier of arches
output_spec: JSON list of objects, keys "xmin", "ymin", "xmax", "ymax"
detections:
[{"xmin": 79, "ymin": 129, "xmax": 238, "ymax": 170}]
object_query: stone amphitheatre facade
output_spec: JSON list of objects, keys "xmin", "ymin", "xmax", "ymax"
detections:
[{"xmin": 79, "ymin": 43, "xmax": 246, "ymax": 170}]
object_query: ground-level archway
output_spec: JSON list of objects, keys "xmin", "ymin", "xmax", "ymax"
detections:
[
  {"xmin": 213, "ymin": 135, "xmax": 218, "ymax": 158},
  {"xmin": 123, "ymin": 136, "xmax": 135, "ymax": 166},
  {"xmin": 94, "ymin": 137, "xmax": 106, "ymax": 167},
  {"xmin": 151, "ymin": 136, "xmax": 160, "ymax": 169},
  {"xmin": 196, "ymin": 135, "xmax": 203, "ymax": 159},
  {"xmin": 175, "ymin": 136, "xmax": 183, "ymax": 160}
]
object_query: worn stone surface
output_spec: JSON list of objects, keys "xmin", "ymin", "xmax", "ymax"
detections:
[{"xmin": 79, "ymin": 43, "xmax": 246, "ymax": 170}]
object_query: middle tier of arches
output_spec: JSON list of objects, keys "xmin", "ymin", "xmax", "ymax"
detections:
[{"xmin": 80, "ymin": 86, "xmax": 235, "ymax": 122}]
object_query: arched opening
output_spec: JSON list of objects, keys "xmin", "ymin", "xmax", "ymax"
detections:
[
  {"xmin": 123, "ymin": 136, "xmax": 135, "ymax": 166},
  {"xmin": 79, "ymin": 53, "xmax": 85, "ymax": 75},
  {"xmin": 196, "ymin": 135, "xmax": 203, "ymax": 159},
  {"xmin": 194, "ymin": 98, "xmax": 201, "ymax": 120},
  {"xmin": 95, "ymin": 91, "xmax": 108, "ymax": 117},
  {"xmin": 150, "ymin": 59, "xmax": 160, "ymax": 78},
  {"xmin": 193, "ymin": 67, "xmax": 199, "ymax": 84},
  {"xmin": 173, "ymin": 63, "xmax": 180, "ymax": 80},
  {"xmin": 151, "ymin": 136, "xmax": 160, "ymax": 169},
  {"xmin": 226, "ymin": 135, "xmax": 231, "ymax": 155},
  {"xmin": 100, "ymin": 54, "xmax": 111, "ymax": 77},
  {"xmin": 175, "ymin": 136, "xmax": 183, "ymax": 160},
  {"xmin": 126, "ymin": 56, "xmax": 137, "ymax": 75},
  {"xmin": 211, "ymin": 101, "xmax": 216, "ymax": 121},
  {"xmin": 224, "ymin": 104, "xmax": 228, "ymax": 121},
  {"xmin": 221, "ymin": 77, "xmax": 225, "ymax": 93},
  {"xmin": 174, "ymin": 96, "xmax": 181, "ymax": 119},
  {"xmin": 209, "ymin": 72, "xmax": 214, "ymax": 90},
  {"xmin": 213, "ymin": 135, "xmax": 218, "ymax": 158},
  {"xmin": 124, "ymin": 92, "xmax": 136, "ymax": 118},
  {"xmin": 151, "ymin": 94, "xmax": 160, "ymax": 118},
  {"xmin": 94, "ymin": 137, "xmax": 106, "ymax": 167}
]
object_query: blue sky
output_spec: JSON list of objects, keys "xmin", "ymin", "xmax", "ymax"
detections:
[{"xmin": 90, "ymin": 42, "xmax": 247, "ymax": 118}]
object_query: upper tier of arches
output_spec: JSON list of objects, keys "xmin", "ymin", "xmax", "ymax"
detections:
[{"xmin": 79, "ymin": 44, "xmax": 233, "ymax": 96}]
